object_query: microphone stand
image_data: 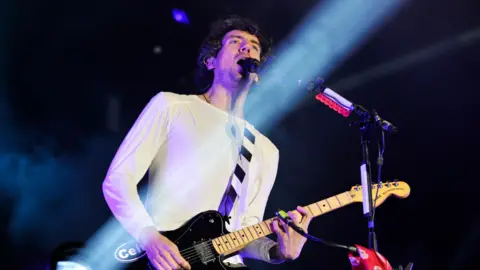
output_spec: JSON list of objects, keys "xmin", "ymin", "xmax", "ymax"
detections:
[
  {"xmin": 351, "ymin": 105, "xmax": 378, "ymax": 251},
  {"xmin": 307, "ymin": 77, "xmax": 398, "ymax": 253}
]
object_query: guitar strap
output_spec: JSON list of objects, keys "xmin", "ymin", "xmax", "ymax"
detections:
[{"xmin": 218, "ymin": 122, "xmax": 256, "ymax": 228}]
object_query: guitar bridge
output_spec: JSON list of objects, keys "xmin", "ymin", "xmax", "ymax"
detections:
[{"xmin": 193, "ymin": 241, "xmax": 216, "ymax": 265}]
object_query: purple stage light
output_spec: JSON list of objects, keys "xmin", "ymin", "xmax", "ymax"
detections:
[{"xmin": 172, "ymin": 9, "xmax": 189, "ymax": 24}]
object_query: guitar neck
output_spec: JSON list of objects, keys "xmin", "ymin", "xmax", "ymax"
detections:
[{"xmin": 211, "ymin": 191, "xmax": 354, "ymax": 256}]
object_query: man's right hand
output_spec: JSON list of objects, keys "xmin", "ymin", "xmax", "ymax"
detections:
[{"xmin": 139, "ymin": 226, "xmax": 191, "ymax": 270}]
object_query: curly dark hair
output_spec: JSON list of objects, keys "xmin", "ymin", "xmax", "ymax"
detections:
[{"xmin": 195, "ymin": 15, "xmax": 273, "ymax": 89}]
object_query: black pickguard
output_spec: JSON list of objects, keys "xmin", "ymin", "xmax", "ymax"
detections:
[{"xmin": 111, "ymin": 211, "xmax": 247, "ymax": 270}]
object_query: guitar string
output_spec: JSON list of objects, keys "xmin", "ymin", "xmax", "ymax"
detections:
[
  {"xmin": 158, "ymin": 215, "xmax": 302, "ymax": 266},
  {"xmin": 177, "ymin": 210, "xmax": 330, "ymax": 259},
  {"xmin": 178, "ymin": 242, "xmax": 214, "ymax": 265},
  {"xmin": 179, "ymin": 239, "xmax": 240, "ymax": 259},
  {"xmin": 187, "ymin": 255, "xmax": 216, "ymax": 266},
  {"xmin": 178, "ymin": 221, "xmax": 289, "ymax": 266},
  {"xmin": 178, "ymin": 235, "xmax": 232, "ymax": 256},
  {"xmin": 177, "ymin": 227, "xmax": 270, "ymax": 263},
  {"xmin": 179, "ymin": 238, "xmax": 242, "ymax": 259},
  {"xmin": 149, "ymin": 253, "xmax": 215, "ymax": 268},
  {"xmin": 178, "ymin": 228, "xmax": 264, "ymax": 258},
  {"xmin": 178, "ymin": 223, "xmax": 274, "ymax": 258},
  {"xmin": 185, "ymin": 255, "xmax": 215, "ymax": 266},
  {"xmin": 179, "ymin": 241, "xmax": 214, "ymax": 257}
]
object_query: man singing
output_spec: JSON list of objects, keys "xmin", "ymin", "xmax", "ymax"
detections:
[{"xmin": 103, "ymin": 15, "xmax": 312, "ymax": 269}]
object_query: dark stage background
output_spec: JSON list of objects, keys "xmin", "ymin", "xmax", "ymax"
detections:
[{"xmin": 2, "ymin": 0, "xmax": 480, "ymax": 269}]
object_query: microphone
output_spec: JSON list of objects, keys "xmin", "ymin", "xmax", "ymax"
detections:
[
  {"xmin": 373, "ymin": 110, "xmax": 398, "ymax": 133},
  {"xmin": 237, "ymin": 58, "xmax": 260, "ymax": 74},
  {"xmin": 307, "ymin": 77, "xmax": 398, "ymax": 133},
  {"xmin": 307, "ymin": 77, "xmax": 355, "ymax": 117}
]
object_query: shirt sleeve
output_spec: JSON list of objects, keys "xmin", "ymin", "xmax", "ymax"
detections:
[
  {"xmin": 239, "ymin": 146, "xmax": 284, "ymax": 263},
  {"xmin": 102, "ymin": 92, "xmax": 171, "ymax": 241}
]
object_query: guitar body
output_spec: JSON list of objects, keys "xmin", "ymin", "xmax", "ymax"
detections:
[{"xmin": 114, "ymin": 211, "xmax": 245, "ymax": 270}]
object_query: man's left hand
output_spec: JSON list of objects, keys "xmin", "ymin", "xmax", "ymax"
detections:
[{"xmin": 271, "ymin": 206, "xmax": 313, "ymax": 261}]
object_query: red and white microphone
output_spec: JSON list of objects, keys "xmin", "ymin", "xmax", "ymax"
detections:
[
  {"xmin": 307, "ymin": 77, "xmax": 398, "ymax": 133},
  {"xmin": 307, "ymin": 77, "xmax": 354, "ymax": 118}
]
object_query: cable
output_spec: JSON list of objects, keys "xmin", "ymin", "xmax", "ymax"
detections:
[
  {"xmin": 275, "ymin": 210, "xmax": 357, "ymax": 253},
  {"xmin": 372, "ymin": 125, "xmax": 385, "ymax": 221}
]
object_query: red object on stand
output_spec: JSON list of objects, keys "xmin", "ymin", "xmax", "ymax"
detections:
[{"xmin": 348, "ymin": 245, "xmax": 393, "ymax": 270}]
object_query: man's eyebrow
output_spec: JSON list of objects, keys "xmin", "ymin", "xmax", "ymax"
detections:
[{"xmin": 225, "ymin": 34, "xmax": 260, "ymax": 47}]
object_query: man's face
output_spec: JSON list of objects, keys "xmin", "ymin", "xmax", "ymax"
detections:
[{"xmin": 207, "ymin": 30, "xmax": 262, "ymax": 84}]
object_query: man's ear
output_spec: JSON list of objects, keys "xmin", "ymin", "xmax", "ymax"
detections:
[{"xmin": 205, "ymin": 56, "xmax": 215, "ymax": 70}]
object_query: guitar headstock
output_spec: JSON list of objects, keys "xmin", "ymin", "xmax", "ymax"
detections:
[{"xmin": 349, "ymin": 180, "xmax": 410, "ymax": 207}]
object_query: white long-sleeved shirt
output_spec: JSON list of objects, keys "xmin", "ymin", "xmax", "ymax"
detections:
[{"xmin": 102, "ymin": 91, "xmax": 280, "ymax": 265}]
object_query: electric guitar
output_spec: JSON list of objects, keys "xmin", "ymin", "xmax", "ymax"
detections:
[{"xmin": 112, "ymin": 181, "xmax": 410, "ymax": 269}]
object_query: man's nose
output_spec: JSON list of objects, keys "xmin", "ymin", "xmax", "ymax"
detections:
[{"xmin": 239, "ymin": 45, "xmax": 251, "ymax": 54}]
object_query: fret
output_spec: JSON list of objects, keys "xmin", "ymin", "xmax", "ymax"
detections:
[
  {"xmin": 325, "ymin": 198, "xmax": 332, "ymax": 209},
  {"xmin": 305, "ymin": 205, "xmax": 314, "ymax": 217},
  {"xmin": 226, "ymin": 233, "xmax": 239, "ymax": 247},
  {"xmin": 308, "ymin": 202, "xmax": 322, "ymax": 216},
  {"xmin": 214, "ymin": 238, "xmax": 224, "ymax": 253},
  {"xmin": 264, "ymin": 218, "xmax": 274, "ymax": 229},
  {"xmin": 220, "ymin": 237, "xmax": 229, "ymax": 251},
  {"xmin": 326, "ymin": 196, "xmax": 340, "ymax": 209},
  {"xmin": 233, "ymin": 231, "xmax": 244, "ymax": 245},
  {"xmin": 336, "ymin": 192, "xmax": 353, "ymax": 205},
  {"xmin": 259, "ymin": 221, "xmax": 271, "ymax": 235},
  {"xmin": 317, "ymin": 200, "xmax": 331, "ymax": 213},
  {"xmin": 242, "ymin": 227, "xmax": 254, "ymax": 241},
  {"xmin": 335, "ymin": 195, "xmax": 342, "ymax": 205},
  {"xmin": 232, "ymin": 233, "xmax": 242, "ymax": 247},
  {"xmin": 221, "ymin": 235, "xmax": 232, "ymax": 250},
  {"xmin": 227, "ymin": 232, "xmax": 237, "ymax": 246},
  {"xmin": 253, "ymin": 224, "xmax": 264, "ymax": 237},
  {"xmin": 248, "ymin": 225, "xmax": 259, "ymax": 238},
  {"xmin": 237, "ymin": 229, "xmax": 248, "ymax": 242}
]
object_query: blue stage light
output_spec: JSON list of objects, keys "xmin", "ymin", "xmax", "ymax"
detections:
[{"xmin": 172, "ymin": 8, "xmax": 189, "ymax": 24}]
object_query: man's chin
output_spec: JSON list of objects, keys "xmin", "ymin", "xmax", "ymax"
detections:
[
  {"xmin": 232, "ymin": 71, "xmax": 245, "ymax": 81},
  {"xmin": 226, "ymin": 74, "xmax": 249, "ymax": 90}
]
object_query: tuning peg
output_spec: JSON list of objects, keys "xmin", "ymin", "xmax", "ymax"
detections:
[{"xmin": 393, "ymin": 179, "xmax": 399, "ymax": 186}]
